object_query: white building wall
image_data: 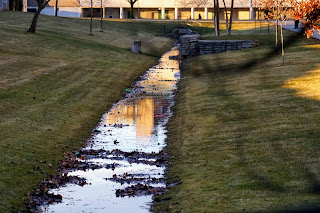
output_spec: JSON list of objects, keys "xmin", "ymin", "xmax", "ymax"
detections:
[
  {"xmin": 41, "ymin": 7, "xmax": 55, "ymax": 16},
  {"xmin": 58, "ymin": 7, "xmax": 81, "ymax": 17},
  {"xmin": 39, "ymin": 7, "xmax": 81, "ymax": 17}
]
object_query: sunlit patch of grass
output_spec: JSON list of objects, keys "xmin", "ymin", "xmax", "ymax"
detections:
[
  {"xmin": 303, "ymin": 44, "xmax": 320, "ymax": 49},
  {"xmin": 284, "ymin": 66, "xmax": 320, "ymax": 101}
]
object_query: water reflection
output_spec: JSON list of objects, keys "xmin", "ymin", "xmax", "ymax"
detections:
[{"xmin": 44, "ymin": 47, "xmax": 180, "ymax": 213}]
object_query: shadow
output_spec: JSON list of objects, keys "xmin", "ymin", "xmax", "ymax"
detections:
[
  {"xmin": 189, "ymin": 28, "xmax": 305, "ymax": 78},
  {"xmin": 237, "ymin": 140, "xmax": 287, "ymax": 192},
  {"xmin": 190, "ymin": 33, "xmax": 320, "ymax": 193},
  {"xmin": 244, "ymin": 206, "xmax": 320, "ymax": 213}
]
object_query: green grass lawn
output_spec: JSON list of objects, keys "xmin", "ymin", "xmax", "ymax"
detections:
[
  {"xmin": 0, "ymin": 11, "xmax": 173, "ymax": 212},
  {"xmin": 2, "ymin": 12, "xmax": 320, "ymax": 212},
  {"xmin": 153, "ymin": 27, "xmax": 320, "ymax": 212}
]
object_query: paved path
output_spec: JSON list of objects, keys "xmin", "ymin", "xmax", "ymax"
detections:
[{"xmin": 281, "ymin": 20, "xmax": 320, "ymax": 40}]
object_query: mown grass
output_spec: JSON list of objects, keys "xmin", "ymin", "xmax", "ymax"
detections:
[
  {"xmin": 153, "ymin": 26, "xmax": 320, "ymax": 212},
  {"xmin": 0, "ymin": 11, "xmax": 173, "ymax": 212}
]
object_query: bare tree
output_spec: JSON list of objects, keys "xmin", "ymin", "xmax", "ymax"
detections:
[
  {"xmin": 11, "ymin": 0, "xmax": 22, "ymax": 11},
  {"xmin": 100, "ymin": 0, "xmax": 103, "ymax": 32},
  {"xmin": 257, "ymin": 0, "xmax": 293, "ymax": 64},
  {"xmin": 28, "ymin": 0, "xmax": 51, "ymax": 33},
  {"xmin": 126, "ymin": 0, "xmax": 137, "ymax": 19},
  {"xmin": 214, "ymin": 0, "xmax": 220, "ymax": 36},
  {"xmin": 177, "ymin": 0, "xmax": 209, "ymax": 7},
  {"xmin": 177, "ymin": 0, "xmax": 221, "ymax": 36},
  {"xmin": 222, "ymin": 0, "xmax": 234, "ymax": 35},
  {"xmin": 90, "ymin": 0, "xmax": 93, "ymax": 35},
  {"xmin": 55, "ymin": 0, "xmax": 58, "ymax": 16}
]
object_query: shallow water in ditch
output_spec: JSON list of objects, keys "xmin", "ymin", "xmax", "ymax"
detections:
[{"xmin": 42, "ymin": 47, "xmax": 180, "ymax": 213}]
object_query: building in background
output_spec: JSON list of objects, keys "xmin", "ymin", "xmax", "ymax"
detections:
[{"xmin": 15, "ymin": 0, "xmax": 260, "ymax": 20}]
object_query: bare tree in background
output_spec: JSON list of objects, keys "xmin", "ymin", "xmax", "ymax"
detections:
[
  {"xmin": 11, "ymin": 0, "xmax": 22, "ymax": 11},
  {"xmin": 90, "ymin": 0, "xmax": 93, "ymax": 35},
  {"xmin": 177, "ymin": 0, "xmax": 209, "ymax": 19},
  {"xmin": 28, "ymin": 0, "xmax": 51, "ymax": 33},
  {"xmin": 55, "ymin": 0, "xmax": 58, "ymax": 16},
  {"xmin": 177, "ymin": 0, "xmax": 221, "ymax": 36},
  {"xmin": 214, "ymin": 0, "xmax": 220, "ymax": 36},
  {"xmin": 126, "ymin": 0, "xmax": 138, "ymax": 19},
  {"xmin": 257, "ymin": 0, "xmax": 293, "ymax": 64},
  {"xmin": 222, "ymin": 0, "xmax": 234, "ymax": 35},
  {"xmin": 100, "ymin": 0, "xmax": 103, "ymax": 32},
  {"xmin": 177, "ymin": 0, "xmax": 209, "ymax": 7}
]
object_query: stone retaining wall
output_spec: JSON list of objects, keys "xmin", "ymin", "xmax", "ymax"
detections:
[
  {"xmin": 180, "ymin": 35, "xmax": 259, "ymax": 57},
  {"xmin": 198, "ymin": 40, "xmax": 258, "ymax": 55},
  {"xmin": 180, "ymin": 34, "xmax": 201, "ymax": 57}
]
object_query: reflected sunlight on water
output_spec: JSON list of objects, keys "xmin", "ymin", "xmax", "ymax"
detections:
[{"xmin": 43, "ymin": 47, "xmax": 180, "ymax": 213}]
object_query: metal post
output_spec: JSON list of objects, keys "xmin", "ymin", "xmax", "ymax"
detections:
[{"xmin": 100, "ymin": 0, "xmax": 103, "ymax": 32}]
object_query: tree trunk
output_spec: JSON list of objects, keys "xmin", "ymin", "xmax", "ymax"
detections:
[
  {"xmin": 214, "ymin": 0, "xmax": 220, "ymax": 36},
  {"xmin": 90, "ymin": 0, "xmax": 93, "ymax": 35},
  {"xmin": 280, "ymin": 21, "xmax": 285, "ymax": 65},
  {"xmin": 276, "ymin": 1, "xmax": 279, "ymax": 47},
  {"xmin": 28, "ymin": 8, "xmax": 42, "ymax": 33},
  {"xmin": 222, "ymin": 0, "xmax": 228, "ymax": 34},
  {"xmin": 276, "ymin": 19, "xmax": 278, "ymax": 46},
  {"xmin": 130, "ymin": 3, "xmax": 134, "ymax": 19},
  {"xmin": 228, "ymin": 0, "xmax": 234, "ymax": 35},
  {"xmin": 100, "ymin": 0, "xmax": 103, "ymax": 32},
  {"xmin": 27, "ymin": 0, "xmax": 50, "ymax": 33},
  {"xmin": 55, "ymin": 0, "xmax": 58, "ymax": 16}
]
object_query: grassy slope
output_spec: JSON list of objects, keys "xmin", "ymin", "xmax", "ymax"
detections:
[
  {"xmin": 153, "ymin": 26, "xmax": 320, "ymax": 212},
  {"xmin": 0, "ymin": 12, "xmax": 173, "ymax": 212}
]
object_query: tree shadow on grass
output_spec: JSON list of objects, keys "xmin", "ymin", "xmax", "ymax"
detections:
[
  {"xmin": 188, "ymin": 30, "xmax": 320, "ymax": 209},
  {"xmin": 189, "ymin": 28, "xmax": 305, "ymax": 78}
]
